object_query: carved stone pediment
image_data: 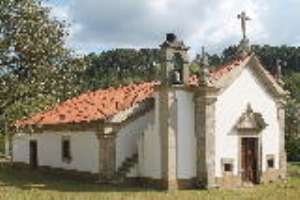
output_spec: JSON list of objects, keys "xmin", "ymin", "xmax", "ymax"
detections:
[{"xmin": 235, "ymin": 105, "xmax": 267, "ymax": 132}]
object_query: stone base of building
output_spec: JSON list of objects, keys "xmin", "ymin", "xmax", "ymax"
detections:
[
  {"xmin": 10, "ymin": 162, "xmax": 196, "ymax": 189},
  {"xmin": 260, "ymin": 169, "xmax": 283, "ymax": 184},
  {"xmin": 9, "ymin": 162, "xmax": 286, "ymax": 190},
  {"xmin": 128, "ymin": 177, "xmax": 197, "ymax": 190},
  {"xmin": 215, "ymin": 169, "xmax": 284, "ymax": 188},
  {"xmin": 216, "ymin": 174, "xmax": 242, "ymax": 188}
]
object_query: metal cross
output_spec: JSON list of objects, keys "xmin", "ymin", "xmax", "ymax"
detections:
[{"xmin": 238, "ymin": 11, "xmax": 251, "ymax": 40}]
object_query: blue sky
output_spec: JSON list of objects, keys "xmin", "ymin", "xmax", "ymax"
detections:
[{"xmin": 45, "ymin": 0, "xmax": 300, "ymax": 56}]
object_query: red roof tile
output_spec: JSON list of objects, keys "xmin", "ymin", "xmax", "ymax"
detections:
[
  {"xmin": 17, "ymin": 57, "xmax": 249, "ymax": 127},
  {"xmin": 17, "ymin": 81, "xmax": 160, "ymax": 126},
  {"xmin": 210, "ymin": 59, "xmax": 245, "ymax": 81}
]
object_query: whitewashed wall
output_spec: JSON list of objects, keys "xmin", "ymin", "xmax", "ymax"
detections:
[
  {"xmin": 12, "ymin": 134, "xmax": 30, "ymax": 163},
  {"xmin": 176, "ymin": 90, "xmax": 197, "ymax": 179},
  {"xmin": 138, "ymin": 93, "xmax": 161, "ymax": 179},
  {"xmin": 138, "ymin": 123, "xmax": 161, "ymax": 179},
  {"xmin": 215, "ymin": 66, "xmax": 280, "ymax": 177},
  {"xmin": 138, "ymin": 90, "xmax": 197, "ymax": 180},
  {"xmin": 116, "ymin": 110, "xmax": 154, "ymax": 177},
  {"xmin": 12, "ymin": 131, "xmax": 99, "ymax": 174}
]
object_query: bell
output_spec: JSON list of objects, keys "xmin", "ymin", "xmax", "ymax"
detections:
[{"xmin": 172, "ymin": 70, "xmax": 182, "ymax": 84}]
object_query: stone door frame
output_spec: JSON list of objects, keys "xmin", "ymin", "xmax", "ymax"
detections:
[{"xmin": 238, "ymin": 133, "xmax": 262, "ymax": 185}]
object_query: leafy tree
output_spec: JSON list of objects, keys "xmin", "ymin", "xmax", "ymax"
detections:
[
  {"xmin": 0, "ymin": 0, "xmax": 85, "ymax": 135},
  {"xmin": 218, "ymin": 45, "xmax": 300, "ymax": 74},
  {"xmin": 285, "ymin": 100, "xmax": 300, "ymax": 161},
  {"xmin": 81, "ymin": 49, "xmax": 161, "ymax": 90},
  {"xmin": 284, "ymin": 73, "xmax": 300, "ymax": 161}
]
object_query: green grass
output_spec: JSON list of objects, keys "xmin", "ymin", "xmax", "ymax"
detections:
[{"xmin": 0, "ymin": 161, "xmax": 300, "ymax": 200}]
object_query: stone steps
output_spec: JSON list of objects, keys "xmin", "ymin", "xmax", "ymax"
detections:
[{"xmin": 110, "ymin": 153, "xmax": 138, "ymax": 183}]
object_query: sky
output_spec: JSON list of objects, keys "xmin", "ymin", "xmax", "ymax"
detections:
[{"xmin": 45, "ymin": 0, "xmax": 300, "ymax": 56}]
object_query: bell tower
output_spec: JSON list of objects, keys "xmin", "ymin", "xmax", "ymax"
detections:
[
  {"xmin": 157, "ymin": 34, "xmax": 190, "ymax": 189},
  {"xmin": 160, "ymin": 33, "xmax": 190, "ymax": 85}
]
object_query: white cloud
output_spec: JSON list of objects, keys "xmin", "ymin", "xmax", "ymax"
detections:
[
  {"xmin": 46, "ymin": 0, "xmax": 300, "ymax": 56},
  {"xmin": 43, "ymin": 2, "xmax": 70, "ymax": 22}
]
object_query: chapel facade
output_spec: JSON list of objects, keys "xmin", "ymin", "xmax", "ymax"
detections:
[{"xmin": 11, "ymin": 15, "xmax": 288, "ymax": 189}]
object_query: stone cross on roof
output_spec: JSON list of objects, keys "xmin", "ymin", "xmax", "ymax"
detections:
[{"xmin": 238, "ymin": 11, "xmax": 251, "ymax": 40}]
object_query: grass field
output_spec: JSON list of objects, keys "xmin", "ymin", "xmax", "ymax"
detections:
[{"xmin": 0, "ymin": 161, "xmax": 300, "ymax": 200}]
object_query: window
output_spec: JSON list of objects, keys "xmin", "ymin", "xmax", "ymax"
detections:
[
  {"xmin": 267, "ymin": 155, "xmax": 275, "ymax": 169},
  {"xmin": 62, "ymin": 136, "xmax": 71, "ymax": 162},
  {"xmin": 222, "ymin": 158, "xmax": 234, "ymax": 174},
  {"xmin": 224, "ymin": 163, "xmax": 233, "ymax": 172}
]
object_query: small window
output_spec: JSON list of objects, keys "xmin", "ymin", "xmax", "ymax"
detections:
[
  {"xmin": 222, "ymin": 158, "xmax": 234, "ymax": 174},
  {"xmin": 266, "ymin": 155, "xmax": 275, "ymax": 169},
  {"xmin": 224, "ymin": 163, "xmax": 233, "ymax": 172},
  {"xmin": 267, "ymin": 158, "xmax": 274, "ymax": 168},
  {"xmin": 62, "ymin": 137, "xmax": 71, "ymax": 162}
]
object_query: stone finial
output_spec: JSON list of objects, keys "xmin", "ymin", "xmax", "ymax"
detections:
[
  {"xmin": 166, "ymin": 33, "xmax": 177, "ymax": 43},
  {"xmin": 161, "ymin": 33, "xmax": 189, "ymax": 50},
  {"xmin": 237, "ymin": 36, "xmax": 251, "ymax": 59},
  {"xmin": 276, "ymin": 59, "xmax": 284, "ymax": 80},
  {"xmin": 246, "ymin": 103, "xmax": 253, "ymax": 113},
  {"xmin": 201, "ymin": 46, "xmax": 209, "ymax": 67},
  {"xmin": 276, "ymin": 59, "xmax": 286, "ymax": 86},
  {"xmin": 198, "ymin": 47, "xmax": 213, "ymax": 86},
  {"xmin": 199, "ymin": 67, "xmax": 212, "ymax": 86}
]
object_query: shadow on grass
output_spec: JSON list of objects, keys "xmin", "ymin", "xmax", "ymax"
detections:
[
  {"xmin": 1, "ymin": 160, "xmax": 300, "ymax": 197},
  {"xmin": 0, "ymin": 161, "xmax": 157, "ymax": 193}
]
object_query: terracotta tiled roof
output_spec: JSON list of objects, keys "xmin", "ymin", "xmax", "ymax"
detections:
[
  {"xmin": 188, "ymin": 75, "xmax": 199, "ymax": 85},
  {"xmin": 17, "ymin": 81, "xmax": 160, "ymax": 126},
  {"xmin": 17, "ymin": 57, "xmax": 249, "ymax": 127},
  {"xmin": 210, "ymin": 58, "xmax": 246, "ymax": 81}
]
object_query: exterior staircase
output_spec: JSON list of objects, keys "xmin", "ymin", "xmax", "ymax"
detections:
[{"xmin": 110, "ymin": 153, "xmax": 138, "ymax": 184}]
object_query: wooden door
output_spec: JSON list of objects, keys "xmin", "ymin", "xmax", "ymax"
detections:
[
  {"xmin": 241, "ymin": 138, "xmax": 258, "ymax": 184},
  {"xmin": 29, "ymin": 140, "xmax": 38, "ymax": 169}
]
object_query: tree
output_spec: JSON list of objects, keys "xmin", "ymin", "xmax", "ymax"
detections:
[
  {"xmin": 285, "ymin": 100, "xmax": 300, "ymax": 161},
  {"xmin": 284, "ymin": 73, "xmax": 300, "ymax": 161},
  {"xmin": 0, "ymin": 0, "xmax": 85, "ymax": 136},
  {"xmin": 81, "ymin": 49, "xmax": 161, "ymax": 90}
]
